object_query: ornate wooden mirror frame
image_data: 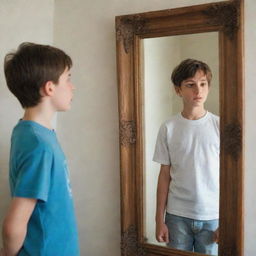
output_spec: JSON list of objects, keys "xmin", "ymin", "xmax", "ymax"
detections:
[{"xmin": 115, "ymin": 0, "xmax": 244, "ymax": 255}]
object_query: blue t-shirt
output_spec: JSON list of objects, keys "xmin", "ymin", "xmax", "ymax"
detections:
[{"xmin": 9, "ymin": 120, "xmax": 80, "ymax": 256}]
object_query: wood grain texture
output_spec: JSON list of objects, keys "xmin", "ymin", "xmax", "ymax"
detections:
[{"xmin": 116, "ymin": 0, "xmax": 244, "ymax": 255}]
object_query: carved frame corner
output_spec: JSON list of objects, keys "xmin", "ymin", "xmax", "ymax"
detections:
[
  {"xmin": 116, "ymin": 15, "xmax": 146, "ymax": 54},
  {"xmin": 203, "ymin": 1, "xmax": 240, "ymax": 40}
]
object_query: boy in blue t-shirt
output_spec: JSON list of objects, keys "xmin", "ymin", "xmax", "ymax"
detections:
[{"xmin": 1, "ymin": 43, "xmax": 79, "ymax": 256}]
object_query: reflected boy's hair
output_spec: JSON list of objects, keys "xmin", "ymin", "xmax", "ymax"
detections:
[
  {"xmin": 4, "ymin": 42, "xmax": 72, "ymax": 108},
  {"xmin": 171, "ymin": 58, "xmax": 212, "ymax": 87}
]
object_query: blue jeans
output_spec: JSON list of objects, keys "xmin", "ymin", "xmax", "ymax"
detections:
[{"xmin": 165, "ymin": 212, "xmax": 218, "ymax": 255}]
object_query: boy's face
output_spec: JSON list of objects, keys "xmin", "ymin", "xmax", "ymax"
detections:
[
  {"xmin": 51, "ymin": 67, "xmax": 75, "ymax": 111},
  {"xmin": 175, "ymin": 70, "xmax": 209, "ymax": 109}
]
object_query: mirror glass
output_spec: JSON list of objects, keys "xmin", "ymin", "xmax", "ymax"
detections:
[{"xmin": 143, "ymin": 32, "xmax": 219, "ymax": 254}]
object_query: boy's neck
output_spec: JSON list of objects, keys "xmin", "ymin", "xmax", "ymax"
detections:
[
  {"xmin": 181, "ymin": 106, "xmax": 207, "ymax": 120},
  {"xmin": 23, "ymin": 105, "xmax": 55, "ymax": 130}
]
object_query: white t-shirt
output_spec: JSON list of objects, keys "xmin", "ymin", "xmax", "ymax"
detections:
[{"xmin": 153, "ymin": 112, "xmax": 219, "ymax": 220}]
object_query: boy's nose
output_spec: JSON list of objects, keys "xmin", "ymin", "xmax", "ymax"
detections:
[
  {"xmin": 194, "ymin": 85, "xmax": 200, "ymax": 94},
  {"xmin": 194, "ymin": 86, "xmax": 199, "ymax": 94}
]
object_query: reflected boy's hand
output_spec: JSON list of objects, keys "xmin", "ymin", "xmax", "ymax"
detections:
[
  {"xmin": 156, "ymin": 222, "xmax": 169, "ymax": 243},
  {"xmin": 213, "ymin": 227, "xmax": 219, "ymax": 243}
]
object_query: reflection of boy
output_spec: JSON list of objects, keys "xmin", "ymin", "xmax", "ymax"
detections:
[
  {"xmin": 154, "ymin": 59, "xmax": 219, "ymax": 255},
  {"xmin": 1, "ymin": 43, "xmax": 79, "ymax": 255}
]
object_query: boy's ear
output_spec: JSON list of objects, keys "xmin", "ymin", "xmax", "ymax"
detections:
[
  {"xmin": 41, "ymin": 81, "xmax": 55, "ymax": 96},
  {"xmin": 174, "ymin": 86, "xmax": 182, "ymax": 96}
]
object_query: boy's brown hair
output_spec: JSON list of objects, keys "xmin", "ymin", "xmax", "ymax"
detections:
[
  {"xmin": 171, "ymin": 58, "xmax": 212, "ymax": 87},
  {"xmin": 4, "ymin": 42, "xmax": 72, "ymax": 108}
]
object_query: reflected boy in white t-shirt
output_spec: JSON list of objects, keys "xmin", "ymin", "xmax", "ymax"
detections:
[{"xmin": 154, "ymin": 59, "xmax": 219, "ymax": 255}]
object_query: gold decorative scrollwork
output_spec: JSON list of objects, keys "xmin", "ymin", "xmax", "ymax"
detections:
[
  {"xmin": 121, "ymin": 225, "xmax": 146, "ymax": 256},
  {"xmin": 120, "ymin": 120, "xmax": 136, "ymax": 146},
  {"xmin": 116, "ymin": 15, "xmax": 146, "ymax": 54},
  {"xmin": 203, "ymin": 1, "xmax": 240, "ymax": 39},
  {"xmin": 223, "ymin": 122, "xmax": 242, "ymax": 160}
]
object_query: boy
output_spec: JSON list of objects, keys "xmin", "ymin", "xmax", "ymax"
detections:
[
  {"xmin": 1, "ymin": 43, "xmax": 79, "ymax": 255},
  {"xmin": 153, "ymin": 59, "xmax": 219, "ymax": 255}
]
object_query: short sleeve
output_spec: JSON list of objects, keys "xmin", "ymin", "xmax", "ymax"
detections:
[
  {"xmin": 153, "ymin": 123, "xmax": 171, "ymax": 165},
  {"xmin": 13, "ymin": 146, "xmax": 53, "ymax": 202}
]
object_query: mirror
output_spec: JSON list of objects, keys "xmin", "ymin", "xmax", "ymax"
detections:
[
  {"xmin": 144, "ymin": 32, "xmax": 219, "ymax": 251},
  {"xmin": 116, "ymin": 1, "xmax": 244, "ymax": 256}
]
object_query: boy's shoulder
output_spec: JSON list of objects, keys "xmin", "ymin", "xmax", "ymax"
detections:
[
  {"xmin": 207, "ymin": 111, "xmax": 219, "ymax": 119},
  {"xmin": 12, "ymin": 120, "xmax": 55, "ymax": 153},
  {"xmin": 158, "ymin": 113, "xmax": 181, "ymax": 133},
  {"xmin": 207, "ymin": 112, "xmax": 220, "ymax": 125},
  {"xmin": 162, "ymin": 113, "xmax": 182, "ymax": 127}
]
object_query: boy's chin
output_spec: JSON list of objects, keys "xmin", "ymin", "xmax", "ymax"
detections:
[{"xmin": 57, "ymin": 106, "xmax": 71, "ymax": 112}]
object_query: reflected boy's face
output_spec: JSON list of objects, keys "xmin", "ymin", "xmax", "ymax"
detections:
[
  {"xmin": 175, "ymin": 70, "xmax": 209, "ymax": 108},
  {"xmin": 51, "ymin": 67, "xmax": 75, "ymax": 111}
]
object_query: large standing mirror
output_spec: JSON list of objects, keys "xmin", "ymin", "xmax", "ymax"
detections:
[{"xmin": 116, "ymin": 1, "xmax": 243, "ymax": 256}]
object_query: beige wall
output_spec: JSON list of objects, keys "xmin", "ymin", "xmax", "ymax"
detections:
[{"xmin": 0, "ymin": 0, "xmax": 255, "ymax": 255}]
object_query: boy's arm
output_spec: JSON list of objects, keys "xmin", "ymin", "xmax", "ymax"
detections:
[
  {"xmin": 155, "ymin": 164, "xmax": 171, "ymax": 243},
  {"xmin": 2, "ymin": 197, "xmax": 36, "ymax": 256}
]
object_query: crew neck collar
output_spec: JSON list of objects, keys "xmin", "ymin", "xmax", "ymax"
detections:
[
  {"xmin": 178, "ymin": 111, "xmax": 209, "ymax": 124},
  {"xmin": 19, "ymin": 119, "xmax": 55, "ymax": 132}
]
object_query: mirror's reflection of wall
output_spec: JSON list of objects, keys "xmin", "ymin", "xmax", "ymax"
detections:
[{"xmin": 143, "ymin": 32, "xmax": 219, "ymax": 245}]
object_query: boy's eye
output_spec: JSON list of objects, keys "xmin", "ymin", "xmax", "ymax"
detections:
[
  {"xmin": 185, "ymin": 83, "xmax": 194, "ymax": 88},
  {"xmin": 200, "ymin": 82, "xmax": 207, "ymax": 86}
]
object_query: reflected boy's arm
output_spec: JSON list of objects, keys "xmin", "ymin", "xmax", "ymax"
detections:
[
  {"xmin": 155, "ymin": 164, "xmax": 171, "ymax": 242},
  {"xmin": 2, "ymin": 197, "xmax": 36, "ymax": 256}
]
